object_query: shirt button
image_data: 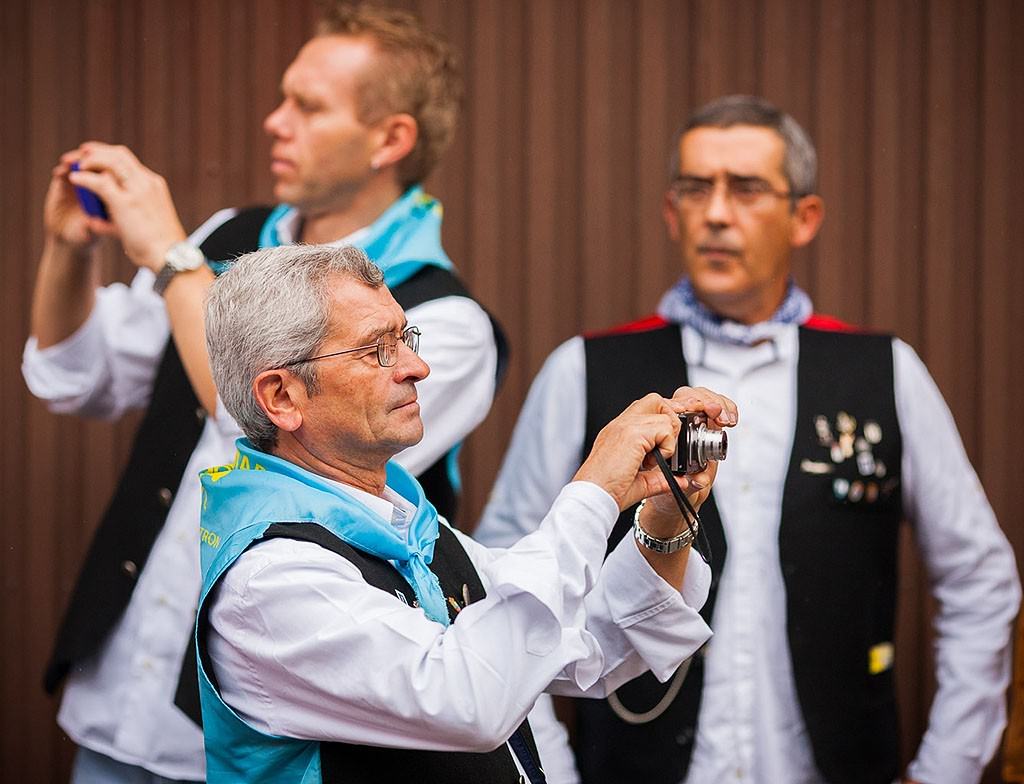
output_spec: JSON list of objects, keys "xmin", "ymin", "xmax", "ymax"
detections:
[
  {"xmin": 157, "ymin": 487, "xmax": 174, "ymax": 508},
  {"xmin": 121, "ymin": 560, "xmax": 138, "ymax": 579}
]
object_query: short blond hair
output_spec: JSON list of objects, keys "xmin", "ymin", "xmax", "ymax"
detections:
[{"xmin": 317, "ymin": 3, "xmax": 462, "ymax": 188}]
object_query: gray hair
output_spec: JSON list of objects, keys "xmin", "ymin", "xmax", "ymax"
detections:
[
  {"xmin": 205, "ymin": 244, "xmax": 384, "ymax": 452},
  {"xmin": 669, "ymin": 95, "xmax": 818, "ymax": 199}
]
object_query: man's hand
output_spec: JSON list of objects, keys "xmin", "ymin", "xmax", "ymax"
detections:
[
  {"xmin": 43, "ymin": 153, "xmax": 97, "ymax": 250},
  {"xmin": 573, "ymin": 387, "xmax": 737, "ymax": 515},
  {"xmin": 66, "ymin": 141, "xmax": 187, "ymax": 271},
  {"xmin": 642, "ymin": 385, "xmax": 736, "ymax": 538}
]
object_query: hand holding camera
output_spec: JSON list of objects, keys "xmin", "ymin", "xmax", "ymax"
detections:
[
  {"xmin": 42, "ymin": 154, "xmax": 101, "ymax": 251},
  {"xmin": 573, "ymin": 386, "xmax": 735, "ymax": 518},
  {"xmin": 63, "ymin": 142, "xmax": 188, "ymax": 272},
  {"xmin": 638, "ymin": 387, "xmax": 734, "ymax": 541}
]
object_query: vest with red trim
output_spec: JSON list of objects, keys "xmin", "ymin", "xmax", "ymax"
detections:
[{"xmin": 574, "ymin": 316, "xmax": 903, "ymax": 784}]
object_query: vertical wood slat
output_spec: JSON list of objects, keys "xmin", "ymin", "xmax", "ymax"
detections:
[
  {"xmin": 2, "ymin": 2, "xmax": 1021, "ymax": 781},
  {"xmin": 634, "ymin": 0, "xmax": 684, "ymax": 315},
  {"xmin": 25, "ymin": 1, "xmax": 68, "ymax": 777}
]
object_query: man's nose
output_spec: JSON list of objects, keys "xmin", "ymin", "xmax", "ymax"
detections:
[
  {"xmin": 263, "ymin": 103, "xmax": 288, "ymax": 137},
  {"xmin": 394, "ymin": 341, "xmax": 430, "ymax": 382},
  {"xmin": 704, "ymin": 181, "xmax": 735, "ymax": 226}
]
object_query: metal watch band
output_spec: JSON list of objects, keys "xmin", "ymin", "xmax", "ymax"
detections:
[
  {"xmin": 632, "ymin": 499, "xmax": 698, "ymax": 554},
  {"xmin": 153, "ymin": 241, "xmax": 205, "ymax": 297},
  {"xmin": 152, "ymin": 262, "xmax": 178, "ymax": 297}
]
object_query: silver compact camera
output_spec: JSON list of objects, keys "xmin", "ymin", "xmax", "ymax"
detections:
[{"xmin": 671, "ymin": 413, "xmax": 728, "ymax": 474}]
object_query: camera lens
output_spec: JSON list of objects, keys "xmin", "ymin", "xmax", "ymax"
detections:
[
  {"xmin": 672, "ymin": 413, "xmax": 728, "ymax": 474},
  {"xmin": 694, "ymin": 423, "xmax": 727, "ymax": 464}
]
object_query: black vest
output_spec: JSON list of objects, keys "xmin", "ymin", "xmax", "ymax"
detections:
[
  {"xmin": 44, "ymin": 206, "xmax": 509, "ymax": 695},
  {"xmin": 197, "ymin": 521, "xmax": 540, "ymax": 783},
  {"xmin": 574, "ymin": 322, "xmax": 903, "ymax": 784}
]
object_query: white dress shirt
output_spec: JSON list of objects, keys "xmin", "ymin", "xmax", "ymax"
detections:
[
  {"xmin": 474, "ymin": 323, "xmax": 1020, "ymax": 784},
  {"xmin": 21, "ymin": 209, "xmax": 499, "ymax": 779},
  {"xmin": 208, "ymin": 479, "xmax": 712, "ymax": 767}
]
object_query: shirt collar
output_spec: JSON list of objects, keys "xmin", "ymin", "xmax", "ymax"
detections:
[
  {"xmin": 271, "ymin": 208, "xmax": 370, "ymax": 248},
  {"xmin": 323, "ymin": 477, "xmax": 416, "ymax": 538},
  {"xmin": 682, "ymin": 322, "xmax": 799, "ymax": 376}
]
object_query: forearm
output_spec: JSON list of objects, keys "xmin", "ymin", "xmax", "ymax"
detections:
[
  {"xmin": 30, "ymin": 237, "xmax": 98, "ymax": 349},
  {"xmin": 162, "ymin": 264, "xmax": 217, "ymax": 414},
  {"xmin": 633, "ymin": 500, "xmax": 695, "ymax": 588}
]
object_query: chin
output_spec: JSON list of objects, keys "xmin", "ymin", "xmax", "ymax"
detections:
[
  {"xmin": 272, "ymin": 183, "xmax": 297, "ymax": 204},
  {"xmin": 392, "ymin": 417, "xmax": 424, "ymax": 451},
  {"xmin": 690, "ymin": 273, "xmax": 749, "ymax": 301}
]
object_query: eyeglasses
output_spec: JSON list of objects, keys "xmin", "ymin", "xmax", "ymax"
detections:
[
  {"xmin": 287, "ymin": 326, "xmax": 421, "ymax": 369},
  {"xmin": 669, "ymin": 174, "xmax": 799, "ymax": 210}
]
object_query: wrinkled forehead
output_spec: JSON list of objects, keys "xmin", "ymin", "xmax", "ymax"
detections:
[
  {"xmin": 325, "ymin": 277, "xmax": 405, "ymax": 345},
  {"xmin": 678, "ymin": 125, "xmax": 787, "ymax": 180}
]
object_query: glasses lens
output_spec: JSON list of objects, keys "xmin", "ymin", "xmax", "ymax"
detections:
[
  {"xmin": 403, "ymin": 327, "xmax": 420, "ymax": 355},
  {"xmin": 377, "ymin": 333, "xmax": 397, "ymax": 367}
]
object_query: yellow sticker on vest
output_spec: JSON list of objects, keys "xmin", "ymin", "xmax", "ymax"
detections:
[
  {"xmin": 868, "ymin": 641, "xmax": 894, "ymax": 674},
  {"xmin": 202, "ymin": 450, "xmax": 266, "ymax": 482}
]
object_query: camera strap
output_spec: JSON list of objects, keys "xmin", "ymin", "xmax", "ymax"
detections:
[{"xmin": 651, "ymin": 450, "xmax": 713, "ymax": 567}]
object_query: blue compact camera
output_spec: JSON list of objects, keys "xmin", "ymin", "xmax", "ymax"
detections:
[{"xmin": 70, "ymin": 161, "xmax": 109, "ymax": 220}]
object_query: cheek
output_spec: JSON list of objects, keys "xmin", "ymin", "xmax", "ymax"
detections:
[
  {"xmin": 744, "ymin": 222, "xmax": 792, "ymax": 277},
  {"xmin": 680, "ymin": 211, "xmax": 704, "ymax": 242}
]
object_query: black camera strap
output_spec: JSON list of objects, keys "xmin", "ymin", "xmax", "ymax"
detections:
[{"xmin": 651, "ymin": 450, "xmax": 713, "ymax": 567}]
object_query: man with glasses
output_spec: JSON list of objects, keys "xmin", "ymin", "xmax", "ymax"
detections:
[
  {"xmin": 196, "ymin": 242, "xmax": 730, "ymax": 783},
  {"xmin": 474, "ymin": 95, "xmax": 1020, "ymax": 784},
  {"xmin": 22, "ymin": 5, "xmax": 501, "ymax": 782}
]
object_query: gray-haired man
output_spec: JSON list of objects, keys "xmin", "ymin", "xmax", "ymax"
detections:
[{"xmin": 195, "ymin": 243, "xmax": 733, "ymax": 783}]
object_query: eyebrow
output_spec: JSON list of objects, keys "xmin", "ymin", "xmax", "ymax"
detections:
[
  {"xmin": 678, "ymin": 172, "xmax": 771, "ymax": 182},
  {"xmin": 351, "ymin": 318, "xmax": 408, "ymax": 347}
]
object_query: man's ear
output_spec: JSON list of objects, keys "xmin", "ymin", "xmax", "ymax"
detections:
[
  {"xmin": 253, "ymin": 369, "xmax": 306, "ymax": 434},
  {"xmin": 369, "ymin": 113, "xmax": 418, "ymax": 172},
  {"xmin": 790, "ymin": 194, "xmax": 825, "ymax": 248},
  {"xmin": 662, "ymin": 191, "xmax": 682, "ymax": 243}
]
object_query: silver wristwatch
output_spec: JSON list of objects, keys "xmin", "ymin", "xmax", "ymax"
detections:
[
  {"xmin": 153, "ymin": 241, "xmax": 205, "ymax": 296},
  {"xmin": 632, "ymin": 499, "xmax": 699, "ymax": 553}
]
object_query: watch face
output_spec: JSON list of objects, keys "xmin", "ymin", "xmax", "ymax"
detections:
[{"xmin": 166, "ymin": 242, "xmax": 205, "ymax": 272}]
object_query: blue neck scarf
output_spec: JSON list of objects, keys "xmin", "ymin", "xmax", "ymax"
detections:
[
  {"xmin": 200, "ymin": 439, "xmax": 451, "ymax": 627},
  {"xmin": 257, "ymin": 185, "xmax": 453, "ymax": 288},
  {"xmin": 657, "ymin": 277, "xmax": 813, "ymax": 346}
]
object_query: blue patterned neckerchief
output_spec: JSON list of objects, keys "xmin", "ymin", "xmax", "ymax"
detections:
[
  {"xmin": 657, "ymin": 277, "xmax": 812, "ymax": 345},
  {"xmin": 255, "ymin": 184, "xmax": 453, "ymax": 288},
  {"xmin": 201, "ymin": 439, "xmax": 451, "ymax": 627}
]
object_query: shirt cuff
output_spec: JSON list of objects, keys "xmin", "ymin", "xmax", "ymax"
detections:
[
  {"xmin": 906, "ymin": 747, "xmax": 985, "ymax": 784},
  {"xmin": 562, "ymin": 480, "xmax": 621, "ymax": 528},
  {"xmin": 601, "ymin": 536, "xmax": 712, "ymax": 681},
  {"xmin": 22, "ymin": 308, "xmax": 105, "ymax": 399}
]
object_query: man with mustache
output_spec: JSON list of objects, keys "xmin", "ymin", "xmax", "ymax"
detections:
[
  {"xmin": 23, "ymin": 5, "xmax": 500, "ymax": 782},
  {"xmin": 474, "ymin": 95, "xmax": 1020, "ymax": 784}
]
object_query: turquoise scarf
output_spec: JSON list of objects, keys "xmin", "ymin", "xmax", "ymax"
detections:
[
  {"xmin": 257, "ymin": 185, "xmax": 453, "ymax": 287},
  {"xmin": 200, "ymin": 439, "xmax": 450, "ymax": 627}
]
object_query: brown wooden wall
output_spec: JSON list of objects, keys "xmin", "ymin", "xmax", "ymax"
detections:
[{"xmin": 2, "ymin": 1, "xmax": 1022, "ymax": 781}]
